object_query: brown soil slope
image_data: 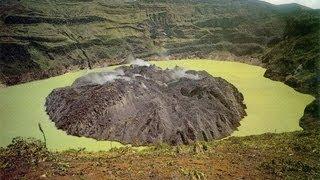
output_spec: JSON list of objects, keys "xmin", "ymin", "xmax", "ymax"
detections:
[{"xmin": 1, "ymin": 131, "xmax": 319, "ymax": 179}]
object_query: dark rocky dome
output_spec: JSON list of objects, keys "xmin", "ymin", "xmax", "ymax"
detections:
[{"xmin": 45, "ymin": 64, "xmax": 246, "ymax": 145}]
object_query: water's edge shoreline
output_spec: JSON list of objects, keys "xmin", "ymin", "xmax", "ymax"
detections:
[{"xmin": 0, "ymin": 58, "xmax": 317, "ymax": 132}]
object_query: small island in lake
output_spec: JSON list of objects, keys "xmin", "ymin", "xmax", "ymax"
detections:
[{"xmin": 45, "ymin": 62, "xmax": 246, "ymax": 145}]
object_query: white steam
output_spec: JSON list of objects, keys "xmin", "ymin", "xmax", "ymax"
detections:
[
  {"xmin": 127, "ymin": 54, "xmax": 151, "ymax": 67},
  {"xmin": 170, "ymin": 67, "xmax": 201, "ymax": 80},
  {"xmin": 77, "ymin": 69, "xmax": 131, "ymax": 85},
  {"xmin": 130, "ymin": 58, "xmax": 151, "ymax": 67},
  {"xmin": 75, "ymin": 58, "xmax": 200, "ymax": 87}
]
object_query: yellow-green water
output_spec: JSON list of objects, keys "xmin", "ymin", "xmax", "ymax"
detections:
[{"xmin": 0, "ymin": 60, "xmax": 314, "ymax": 151}]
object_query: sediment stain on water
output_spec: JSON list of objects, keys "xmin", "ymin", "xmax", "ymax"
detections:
[{"xmin": 0, "ymin": 60, "xmax": 315, "ymax": 151}]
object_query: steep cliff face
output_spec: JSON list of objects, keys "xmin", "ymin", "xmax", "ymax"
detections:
[
  {"xmin": 1, "ymin": 0, "xmax": 302, "ymax": 85},
  {"xmin": 45, "ymin": 64, "xmax": 246, "ymax": 145},
  {"xmin": 263, "ymin": 11, "xmax": 319, "ymax": 95},
  {"xmin": 262, "ymin": 11, "xmax": 320, "ymax": 130}
]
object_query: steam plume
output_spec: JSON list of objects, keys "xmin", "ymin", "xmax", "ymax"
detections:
[{"xmin": 169, "ymin": 67, "xmax": 201, "ymax": 80}]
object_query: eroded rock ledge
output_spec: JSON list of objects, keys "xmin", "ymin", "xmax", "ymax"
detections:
[{"xmin": 45, "ymin": 64, "xmax": 246, "ymax": 145}]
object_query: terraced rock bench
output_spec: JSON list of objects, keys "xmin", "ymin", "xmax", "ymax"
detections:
[{"xmin": 4, "ymin": 15, "xmax": 111, "ymax": 24}]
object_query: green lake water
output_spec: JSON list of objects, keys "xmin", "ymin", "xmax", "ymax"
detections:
[{"xmin": 0, "ymin": 60, "xmax": 315, "ymax": 151}]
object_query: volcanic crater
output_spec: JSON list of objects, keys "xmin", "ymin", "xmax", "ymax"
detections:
[{"xmin": 45, "ymin": 63, "xmax": 247, "ymax": 145}]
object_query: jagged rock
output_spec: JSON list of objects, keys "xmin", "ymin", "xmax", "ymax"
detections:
[
  {"xmin": 300, "ymin": 100, "xmax": 320, "ymax": 131},
  {"xmin": 45, "ymin": 64, "xmax": 246, "ymax": 145},
  {"xmin": 1, "ymin": 0, "xmax": 297, "ymax": 85}
]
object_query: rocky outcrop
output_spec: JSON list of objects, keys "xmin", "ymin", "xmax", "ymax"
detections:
[
  {"xmin": 4, "ymin": 15, "xmax": 110, "ymax": 24},
  {"xmin": 1, "ymin": 0, "xmax": 302, "ymax": 85},
  {"xmin": 262, "ymin": 12, "xmax": 320, "ymax": 130},
  {"xmin": 45, "ymin": 64, "xmax": 246, "ymax": 145},
  {"xmin": 300, "ymin": 100, "xmax": 320, "ymax": 131},
  {"xmin": 2, "ymin": 0, "xmax": 318, "ymax": 131}
]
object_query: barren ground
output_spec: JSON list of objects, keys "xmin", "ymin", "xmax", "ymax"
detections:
[{"xmin": 1, "ymin": 131, "xmax": 319, "ymax": 179}]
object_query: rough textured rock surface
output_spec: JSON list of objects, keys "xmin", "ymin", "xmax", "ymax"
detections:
[
  {"xmin": 262, "ymin": 13, "xmax": 320, "ymax": 130},
  {"xmin": 1, "ymin": 0, "xmax": 303, "ymax": 85},
  {"xmin": 45, "ymin": 64, "xmax": 246, "ymax": 145}
]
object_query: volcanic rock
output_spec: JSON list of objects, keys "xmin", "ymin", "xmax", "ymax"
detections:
[{"xmin": 45, "ymin": 64, "xmax": 247, "ymax": 145}]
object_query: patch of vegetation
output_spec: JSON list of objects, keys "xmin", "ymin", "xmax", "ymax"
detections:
[
  {"xmin": 1, "ymin": 131, "xmax": 319, "ymax": 179},
  {"xmin": 260, "ymin": 158, "xmax": 317, "ymax": 178},
  {"xmin": 1, "ymin": 0, "xmax": 313, "ymax": 85},
  {"xmin": 0, "ymin": 137, "xmax": 49, "ymax": 173},
  {"xmin": 262, "ymin": 11, "xmax": 320, "ymax": 130}
]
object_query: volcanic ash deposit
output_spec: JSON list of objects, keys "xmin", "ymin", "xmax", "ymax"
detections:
[{"xmin": 45, "ymin": 63, "xmax": 246, "ymax": 145}]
